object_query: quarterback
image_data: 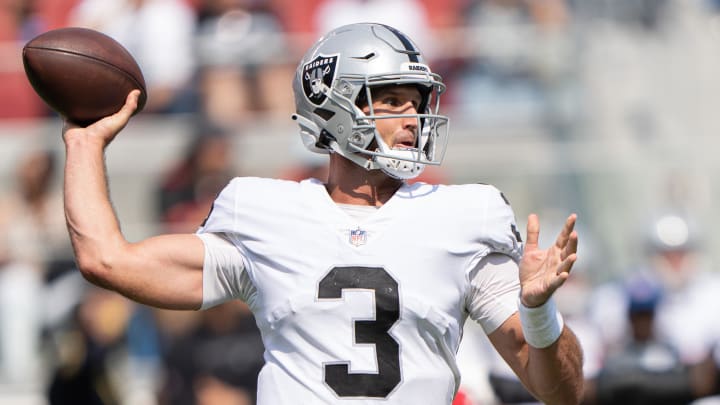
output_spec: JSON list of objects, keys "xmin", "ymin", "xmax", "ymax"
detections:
[{"xmin": 62, "ymin": 23, "xmax": 583, "ymax": 404}]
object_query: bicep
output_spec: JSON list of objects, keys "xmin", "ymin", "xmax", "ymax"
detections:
[{"xmin": 108, "ymin": 233, "xmax": 205, "ymax": 310}]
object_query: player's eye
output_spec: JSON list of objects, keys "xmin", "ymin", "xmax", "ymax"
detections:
[{"xmin": 382, "ymin": 96, "xmax": 401, "ymax": 107}]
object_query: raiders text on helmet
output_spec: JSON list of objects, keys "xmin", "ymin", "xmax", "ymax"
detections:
[{"xmin": 292, "ymin": 23, "xmax": 450, "ymax": 180}]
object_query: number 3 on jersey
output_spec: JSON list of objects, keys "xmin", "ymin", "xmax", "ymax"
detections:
[{"xmin": 317, "ymin": 266, "xmax": 402, "ymax": 398}]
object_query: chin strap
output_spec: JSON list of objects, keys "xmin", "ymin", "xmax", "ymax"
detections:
[{"xmin": 375, "ymin": 150, "xmax": 425, "ymax": 179}]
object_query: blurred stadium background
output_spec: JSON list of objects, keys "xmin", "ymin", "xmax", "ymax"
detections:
[{"xmin": 1, "ymin": 0, "xmax": 720, "ymax": 404}]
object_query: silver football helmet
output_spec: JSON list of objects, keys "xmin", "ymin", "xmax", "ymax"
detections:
[{"xmin": 292, "ymin": 23, "xmax": 450, "ymax": 180}]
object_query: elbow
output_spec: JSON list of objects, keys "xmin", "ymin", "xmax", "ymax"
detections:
[{"xmin": 74, "ymin": 250, "xmax": 116, "ymax": 289}]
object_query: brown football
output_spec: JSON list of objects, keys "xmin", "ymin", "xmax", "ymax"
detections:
[{"xmin": 23, "ymin": 27, "xmax": 147, "ymax": 127}]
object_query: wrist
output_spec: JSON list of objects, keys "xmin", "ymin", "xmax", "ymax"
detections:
[
  {"xmin": 518, "ymin": 297, "xmax": 564, "ymax": 349},
  {"xmin": 64, "ymin": 130, "xmax": 107, "ymax": 151}
]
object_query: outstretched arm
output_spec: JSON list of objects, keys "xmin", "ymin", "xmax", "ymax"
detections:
[
  {"xmin": 489, "ymin": 214, "xmax": 584, "ymax": 405},
  {"xmin": 63, "ymin": 90, "xmax": 205, "ymax": 310}
]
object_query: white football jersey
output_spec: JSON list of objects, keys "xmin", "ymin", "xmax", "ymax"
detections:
[{"xmin": 197, "ymin": 177, "xmax": 523, "ymax": 404}]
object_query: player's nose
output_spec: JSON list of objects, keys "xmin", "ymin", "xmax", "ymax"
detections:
[{"xmin": 401, "ymin": 112, "xmax": 418, "ymax": 132}]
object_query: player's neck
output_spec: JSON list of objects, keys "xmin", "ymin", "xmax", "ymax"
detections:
[{"xmin": 325, "ymin": 155, "xmax": 404, "ymax": 207}]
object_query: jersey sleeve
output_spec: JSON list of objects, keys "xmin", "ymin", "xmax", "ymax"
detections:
[
  {"xmin": 196, "ymin": 232, "xmax": 255, "ymax": 310},
  {"xmin": 480, "ymin": 186, "xmax": 523, "ymax": 262},
  {"xmin": 466, "ymin": 253, "xmax": 520, "ymax": 333}
]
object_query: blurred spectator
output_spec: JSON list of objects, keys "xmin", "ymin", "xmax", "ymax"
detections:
[
  {"xmin": 0, "ymin": 148, "xmax": 72, "ymax": 271},
  {"xmin": 0, "ymin": 0, "xmax": 52, "ymax": 119},
  {"xmin": 121, "ymin": 305, "xmax": 165, "ymax": 405},
  {"xmin": 69, "ymin": 0, "xmax": 197, "ymax": 114},
  {"xmin": 589, "ymin": 212, "xmax": 720, "ymax": 403},
  {"xmin": 156, "ymin": 121, "xmax": 236, "ymax": 233},
  {"xmin": 195, "ymin": 0, "xmax": 294, "ymax": 125},
  {"xmin": 594, "ymin": 274, "xmax": 695, "ymax": 405},
  {"xmin": 158, "ymin": 301, "xmax": 264, "ymax": 405},
  {"xmin": 640, "ymin": 213, "xmax": 720, "ymax": 372},
  {"xmin": 46, "ymin": 285, "xmax": 134, "ymax": 405}
]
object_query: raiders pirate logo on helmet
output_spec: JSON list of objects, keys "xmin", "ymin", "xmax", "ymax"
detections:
[{"xmin": 301, "ymin": 54, "xmax": 338, "ymax": 106}]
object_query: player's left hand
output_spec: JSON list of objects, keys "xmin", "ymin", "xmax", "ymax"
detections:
[{"xmin": 518, "ymin": 213, "xmax": 578, "ymax": 308}]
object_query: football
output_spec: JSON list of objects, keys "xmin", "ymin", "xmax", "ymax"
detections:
[{"xmin": 22, "ymin": 27, "xmax": 147, "ymax": 126}]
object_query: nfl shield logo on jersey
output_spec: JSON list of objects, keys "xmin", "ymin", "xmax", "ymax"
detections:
[{"xmin": 349, "ymin": 227, "xmax": 367, "ymax": 247}]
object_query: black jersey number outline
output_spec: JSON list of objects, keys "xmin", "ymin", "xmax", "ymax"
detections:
[{"xmin": 317, "ymin": 266, "xmax": 401, "ymax": 397}]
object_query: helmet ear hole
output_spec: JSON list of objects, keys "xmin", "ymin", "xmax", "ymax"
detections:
[{"xmin": 317, "ymin": 130, "xmax": 337, "ymax": 150}]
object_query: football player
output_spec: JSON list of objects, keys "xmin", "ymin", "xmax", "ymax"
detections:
[{"xmin": 62, "ymin": 23, "xmax": 583, "ymax": 404}]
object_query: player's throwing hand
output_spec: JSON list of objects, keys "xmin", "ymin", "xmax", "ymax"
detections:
[{"xmin": 62, "ymin": 90, "xmax": 140, "ymax": 147}]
